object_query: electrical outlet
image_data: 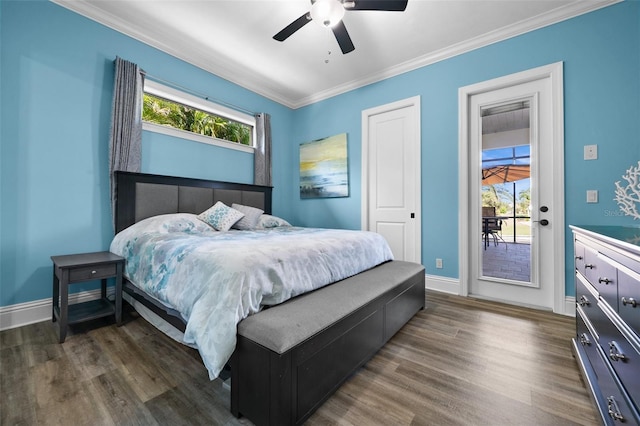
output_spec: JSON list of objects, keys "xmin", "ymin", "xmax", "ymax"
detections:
[
  {"xmin": 436, "ymin": 258, "xmax": 443, "ymax": 269},
  {"xmin": 587, "ymin": 190, "xmax": 598, "ymax": 203},
  {"xmin": 584, "ymin": 145, "xmax": 598, "ymax": 160}
]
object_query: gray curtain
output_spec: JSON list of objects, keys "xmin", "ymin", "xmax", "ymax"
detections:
[
  {"xmin": 254, "ymin": 113, "xmax": 272, "ymax": 186},
  {"xmin": 109, "ymin": 57, "xmax": 145, "ymax": 229}
]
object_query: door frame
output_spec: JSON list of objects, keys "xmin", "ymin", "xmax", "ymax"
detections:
[
  {"xmin": 361, "ymin": 96, "xmax": 421, "ymax": 262},
  {"xmin": 458, "ymin": 62, "xmax": 567, "ymax": 314}
]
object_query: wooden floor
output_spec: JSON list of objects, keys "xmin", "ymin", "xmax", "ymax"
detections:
[{"xmin": 1, "ymin": 291, "xmax": 599, "ymax": 426}]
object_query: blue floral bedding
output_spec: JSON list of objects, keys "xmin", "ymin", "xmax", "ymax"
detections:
[{"xmin": 109, "ymin": 213, "xmax": 394, "ymax": 379}]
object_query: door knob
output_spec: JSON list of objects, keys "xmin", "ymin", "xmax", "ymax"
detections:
[
  {"xmin": 534, "ymin": 219, "xmax": 549, "ymax": 226},
  {"xmin": 540, "ymin": 206, "xmax": 549, "ymax": 212}
]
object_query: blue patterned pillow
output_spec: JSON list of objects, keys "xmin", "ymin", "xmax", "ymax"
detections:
[{"xmin": 197, "ymin": 201, "xmax": 244, "ymax": 231}]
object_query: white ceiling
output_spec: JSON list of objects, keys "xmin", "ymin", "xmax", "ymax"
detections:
[{"xmin": 52, "ymin": 0, "xmax": 616, "ymax": 109}]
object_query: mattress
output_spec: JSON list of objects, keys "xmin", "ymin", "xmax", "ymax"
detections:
[{"xmin": 110, "ymin": 213, "xmax": 393, "ymax": 379}]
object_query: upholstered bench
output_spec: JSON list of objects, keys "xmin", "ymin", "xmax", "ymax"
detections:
[{"xmin": 230, "ymin": 260, "xmax": 425, "ymax": 426}]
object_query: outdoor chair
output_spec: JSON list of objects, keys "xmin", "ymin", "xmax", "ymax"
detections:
[{"xmin": 482, "ymin": 206, "xmax": 505, "ymax": 249}]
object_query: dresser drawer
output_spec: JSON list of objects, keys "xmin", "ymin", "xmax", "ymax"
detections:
[
  {"xmin": 576, "ymin": 274, "xmax": 608, "ymax": 338},
  {"xmin": 575, "ymin": 239, "xmax": 586, "ymax": 272},
  {"xmin": 618, "ymin": 266, "xmax": 640, "ymax": 332},
  {"xmin": 593, "ymin": 344, "xmax": 640, "ymax": 425},
  {"xmin": 577, "ymin": 309, "xmax": 601, "ymax": 373},
  {"xmin": 597, "ymin": 315, "xmax": 640, "ymax": 405},
  {"xmin": 584, "ymin": 248, "xmax": 618, "ymax": 309},
  {"xmin": 68, "ymin": 263, "xmax": 117, "ymax": 282}
]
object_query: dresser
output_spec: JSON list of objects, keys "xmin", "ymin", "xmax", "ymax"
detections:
[{"xmin": 571, "ymin": 226, "xmax": 640, "ymax": 425}]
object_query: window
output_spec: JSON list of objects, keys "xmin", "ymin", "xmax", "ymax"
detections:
[{"xmin": 142, "ymin": 80, "xmax": 255, "ymax": 153}]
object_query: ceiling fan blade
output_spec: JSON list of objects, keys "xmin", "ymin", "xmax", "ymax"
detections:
[
  {"xmin": 332, "ymin": 21, "xmax": 355, "ymax": 54},
  {"xmin": 273, "ymin": 12, "xmax": 311, "ymax": 41},
  {"xmin": 347, "ymin": 0, "xmax": 408, "ymax": 11}
]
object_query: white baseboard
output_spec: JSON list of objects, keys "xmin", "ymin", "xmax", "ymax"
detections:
[
  {"xmin": 425, "ymin": 273, "xmax": 576, "ymax": 317},
  {"xmin": 0, "ymin": 288, "xmax": 114, "ymax": 331},
  {"xmin": 426, "ymin": 274, "xmax": 460, "ymax": 294},
  {"xmin": 564, "ymin": 296, "xmax": 576, "ymax": 317}
]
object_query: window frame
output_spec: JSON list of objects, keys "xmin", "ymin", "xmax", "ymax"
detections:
[{"xmin": 142, "ymin": 80, "xmax": 256, "ymax": 154}]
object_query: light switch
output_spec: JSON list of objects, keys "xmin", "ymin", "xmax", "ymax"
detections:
[
  {"xmin": 587, "ymin": 190, "xmax": 598, "ymax": 203},
  {"xmin": 584, "ymin": 145, "xmax": 598, "ymax": 160}
]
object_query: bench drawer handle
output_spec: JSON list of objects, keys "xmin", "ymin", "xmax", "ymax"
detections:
[
  {"xmin": 609, "ymin": 341, "xmax": 627, "ymax": 362},
  {"xmin": 585, "ymin": 264, "xmax": 594, "ymax": 269},
  {"xmin": 598, "ymin": 277, "xmax": 612, "ymax": 285},
  {"xmin": 622, "ymin": 297, "xmax": 637, "ymax": 308}
]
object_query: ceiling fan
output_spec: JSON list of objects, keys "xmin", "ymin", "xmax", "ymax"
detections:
[{"xmin": 273, "ymin": 0, "xmax": 408, "ymax": 54}]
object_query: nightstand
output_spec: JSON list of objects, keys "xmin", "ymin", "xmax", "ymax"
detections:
[{"xmin": 51, "ymin": 251, "xmax": 124, "ymax": 343}]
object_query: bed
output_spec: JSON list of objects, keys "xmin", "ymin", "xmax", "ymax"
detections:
[{"xmin": 112, "ymin": 171, "xmax": 425, "ymax": 424}]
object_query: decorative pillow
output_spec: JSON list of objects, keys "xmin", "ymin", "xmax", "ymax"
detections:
[
  {"xmin": 197, "ymin": 201, "xmax": 245, "ymax": 231},
  {"xmin": 255, "ymin": 214, "xmax": 292, "ymax": 229},
  {"xmin": 231, "ymin": 203, "xmax": 264, "ymax": 230}
]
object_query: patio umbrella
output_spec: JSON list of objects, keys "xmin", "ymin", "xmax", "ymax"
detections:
[{"xmin": 482, "ymin": 164, "xmax": 530, "ymax": 185}]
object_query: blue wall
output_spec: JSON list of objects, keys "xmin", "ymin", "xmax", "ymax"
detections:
[
  {"xmin": 0, "ymin": 0, "xmax": 294, "ymax": 307},
  {"xmin": 1, "ymin": 0, "xmax": 638, "ymax": 308},
  {"xmin": 289, "ymin": 1, "xmax": 640, "ymax": 294}
]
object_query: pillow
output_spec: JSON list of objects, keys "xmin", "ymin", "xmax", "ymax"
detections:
[
  {"xmin": 231, "ymin": 203, "xmax": 264, "ymax": 230},
  {"xmin": 197, "ymin": 201, "xmax": 245, "ymax": 231},
  {"xmin": 118, "ymin": 213, "xmax": 216, "ymax": 235},
  {"xmin": 255, "ymin": 214, "xmax": 292, "ymax": 229}
]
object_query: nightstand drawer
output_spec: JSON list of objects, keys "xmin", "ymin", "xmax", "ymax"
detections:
[{"xmin": 69, "ymin": 263, "xmax": 117, "ymax": 282}]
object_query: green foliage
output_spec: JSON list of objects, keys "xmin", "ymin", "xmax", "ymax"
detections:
[
  {"xmin": 482, "ymin": 184, "xmax": 531, "ymax": 217},
  {"xmin": 142, "ymin": 94, "xmax": 252, "ymax": 146}
]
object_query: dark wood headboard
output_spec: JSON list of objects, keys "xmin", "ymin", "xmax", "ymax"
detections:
[{"xmin": 115, "ymin": 171, "xmax": 273, "ymax": 233}]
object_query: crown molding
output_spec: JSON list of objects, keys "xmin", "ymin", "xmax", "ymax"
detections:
[
  {"xmin": 291, "ymin": 0, "xmax": 621, "ymax": 108},
  {"xmin": 51, "ymin": 0, "xmax": 620, "ymax": 110},
  {"xmin": 50, "ymin": 0, "xmax": 296, "ymax": 107}
]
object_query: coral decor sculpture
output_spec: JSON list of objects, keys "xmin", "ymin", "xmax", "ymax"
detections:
[{"xmin": 614, "ymin": 160, "xmax": 640, "ymax": 220}]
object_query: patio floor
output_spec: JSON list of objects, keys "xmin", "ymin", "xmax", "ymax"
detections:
[{"xmin": 482, "ymin": 240, "xmax": 531, "ymax": 282}]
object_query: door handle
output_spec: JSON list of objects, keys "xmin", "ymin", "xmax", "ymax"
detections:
[{"xmin": 534, "ymin": 219, "xmax": 549, "ymax": 226}]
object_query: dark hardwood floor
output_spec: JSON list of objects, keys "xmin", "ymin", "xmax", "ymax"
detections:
[{"xmin": 1, "ymin": 291, "xmax": 599, "ymax": 425}]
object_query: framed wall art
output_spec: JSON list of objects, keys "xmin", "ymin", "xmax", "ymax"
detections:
[{"xmin": 299, "ymin": 133, "xmax": 349, "ymax": 199}]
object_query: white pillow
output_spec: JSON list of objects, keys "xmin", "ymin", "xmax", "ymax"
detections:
[
  {"xmin": 197, "ymin": 201, "xmax": 244, "ymax": 231},
  {"xmin": 231, "ymin": 203, "xmax": 264, "ymax": 230}
]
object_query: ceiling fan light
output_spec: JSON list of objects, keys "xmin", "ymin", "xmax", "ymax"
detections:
[{"xmin": 310, "ymin": 0, "xmax": 345, "ymax": 27}]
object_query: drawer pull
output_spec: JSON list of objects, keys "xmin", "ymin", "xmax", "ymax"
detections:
[
  {"xmin": 585, "ymin": 264, "xmax": 594, "ymax": 269},
  {"xmin": 578, "ymin": 295, "xmax": 591, "ymax": 307},
  {"xmin": 606, "ymin": 396, "xmax": 625, "ymax": 422},
  {"xmin": 621, "ymin": 297, "xmax": 638, "ymax": 308},
  {"xmin": 575, "ymin": 255, "xmax": 583, "ymax": 260},
  {"xmin": 608, "ymin": 341, "xmax": 627, "ymax": 362},
  {"xmin": 598, "ymin": 277, "xmax": 612, "ymax": 285},
  {"xmin": 579, "ymin": 333, "xmax": 591, "ymax": 346}
]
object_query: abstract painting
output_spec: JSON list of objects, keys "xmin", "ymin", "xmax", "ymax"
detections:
[{"xmin": 300, "ymin": 133, "xmax": 349, "ymax": 199}]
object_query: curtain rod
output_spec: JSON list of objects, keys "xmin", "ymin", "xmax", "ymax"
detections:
[{"xmin": 144, "ymin": 73, "xmax": 257, "ymax": 117}]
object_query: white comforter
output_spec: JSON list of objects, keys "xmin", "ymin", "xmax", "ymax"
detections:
[{"xmin": 109, "ymin": 213, "xmax": 393, "ymax": 379}]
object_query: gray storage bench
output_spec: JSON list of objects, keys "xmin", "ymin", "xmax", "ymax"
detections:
[{"xmin": 230, "ymin": 260, "xmax": 425, "ymax": 426}]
